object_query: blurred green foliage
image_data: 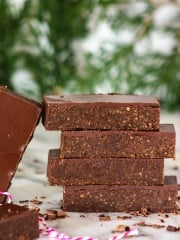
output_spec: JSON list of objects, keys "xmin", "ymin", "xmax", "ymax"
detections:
[{"xmin": 0, "ymin": 0, "xmax": 179, "ymax": 109}]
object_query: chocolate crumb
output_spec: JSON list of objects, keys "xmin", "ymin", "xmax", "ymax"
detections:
[
  {"xmin": 46, "ymin": 212, "xmax": 57, "ymax": 220},
  {"xmin": 125, "ymin": 226, "xmax": 130, "ymax": 231},
  {"xmin": 33, "ymin": 159, "xmax": 40, "ymax": 163},
  {"xmin": 165, "ymin": 214, "xmax": 169, "ymax": 218},
  {"xmin": 30, "ymin": 199, "xmax": 42, "ymax": 205},
  {"xmin": 111, "ymin": 225, "xmax": 127, "ymax": 233},
  {"xmin": 166, "ymin": 225, "xmax": 179, "ymax": 232},
  {"xmin": 40, "ymin": 196, "xmax": 46, "ymax": 199},
  {"xmin": 19, "ymin": 200, "xmax": 29, "ymax": 204},
  {"xmin": 160, "ymin": 219, "xmax": 165, "ymax": 223},
  {"xmin": 80, "ymin": 215, "xmax": 85, "ymax": 218},
  {"xmin": 151, "ymin": 224, "xmax": 164, "ymax": 229},
  {"xmin": 117, "ymin": 215, "xmax": 132, "ymax": 220},
  {"xmin": 135, "ymin": 221, "xmax": 164, "ymax": 229},
  {"xmin": 135, "ymin": 221, "xmax": 146, "ymax": 226},
  {"xmin": 99, "ymin": 214, "xmax": 111, "ymax": 221},
  {"xmin": 56, "ymin": 210, "xmax": 67, "ymax": 218},
  {"xmin": 45, "ymin": 209, "xmax": 67, "ymax": 219},
  {"xmin": 43, "ymin": 213, "xmax": 48, "ymax": 220},
  {"xmin": 173, "ymin": 166, "xmax": 178, "ymax": 170},
  {"xmin": 47, "ymin": 209, "xmax": 58, "ymax": 215}
]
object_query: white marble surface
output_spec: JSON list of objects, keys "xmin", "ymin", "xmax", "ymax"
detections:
[{"xmin": 9, "ymin": 111, "xmax": 180, "ymax": 240}]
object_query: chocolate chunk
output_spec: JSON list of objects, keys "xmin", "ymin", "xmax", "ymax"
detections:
[
  {"xmin": 62, "ymin": 176, "xmax": 178, "ymax": 212},
  {"xmin": 60, "ymin": 124, "xmax": 175, "ymax": 159},
  {"xmin": 43, "ymin": 94, "xmax": 160, "ymax": 131},
  {"xmin": 48, "ymin": 149, "xmax": 164, "ymax": 186},
  {"xmin": 0, "ymin": 203, "xmax": 39, "ymax": 240},
  {"xmin": 0, "ymin": 86, "xmax": 41, "ymax": 203}
]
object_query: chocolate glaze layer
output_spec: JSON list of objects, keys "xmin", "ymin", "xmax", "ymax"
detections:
[{"xmin": 0, "ymin": 86, "xmax": 41, "ymax": 202}]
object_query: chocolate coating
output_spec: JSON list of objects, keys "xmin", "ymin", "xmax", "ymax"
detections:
[{"xmin": 0, "ymin": 86, "xmax": 41, "ymax": 202}]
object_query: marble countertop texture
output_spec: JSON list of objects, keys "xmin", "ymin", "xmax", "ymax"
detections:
[{"xmin": 9, "ymin": 111, "xmax": 180, "ymax": 240}]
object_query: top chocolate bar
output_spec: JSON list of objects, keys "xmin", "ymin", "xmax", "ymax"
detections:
[
  {"xmin": 43, "ymin": 94, "xmax": 160, "ymax": 131},
  {"xmin": 0, "ymin": 86, "xmax": 41, "ymax": 202}
]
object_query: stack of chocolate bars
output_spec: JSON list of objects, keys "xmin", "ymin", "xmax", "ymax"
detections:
[{"xmin": 43, "ymin": 94, "xmax": 178, "ymax": 213}]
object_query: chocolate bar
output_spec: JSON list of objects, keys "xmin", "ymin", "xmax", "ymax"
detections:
[
  {"xmin": 60, "ymin": 124, "xmax": 175, "ymax": 159},
  {"xmin": 62, "ymin": 176, "xmax": 178, "ymax": 212},
  {"xmin": 48, "ymin": 149, "xmax": 164, "ymax": 186},
  {"xmin": 0, "ymin": 203, "xmax": 39, "ymax": 239},
  {"xmin": 0, "ymin": 86, "xmax": 41, "ymax": 203},
  {"xmin": 43, "ymin": 94, "xmax": 160, "ymax": 131}
]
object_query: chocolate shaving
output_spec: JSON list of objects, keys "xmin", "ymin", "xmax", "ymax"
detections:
[
  {"xmin": 135, "ymin": 221, "xmax": 164, "ymax": 229},
  {"xmin": 117, "ymin": 215, "xmax": 132, "ymax": 220},
  {"xmin": 18, "ymin": 200, "xmax": 29, "ymax": 204}
]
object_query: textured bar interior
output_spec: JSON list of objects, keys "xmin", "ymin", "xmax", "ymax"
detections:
[
  {"xmin": 48, "ymin": 149, "xmax": 164, "ymax": 186},
  {"xmin": 62, "ymin": 176, "xmax": 178, "ymax": 212},
  {"xmin": 60, "ymin": 124, "xmax": 175, "ymax": 159},
  {"xmin": 43, "ymin": 94, "xmax": 160, "ymax": 131}
]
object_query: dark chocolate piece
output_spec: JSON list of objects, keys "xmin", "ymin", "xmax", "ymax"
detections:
[
  {"xmin": 48, "ymin": 149, "xmax": 164, "ymax": 186},
  {"xmin": 43, "ymin": 94, "xmax": 160, "ymax": 131},
  {"xmin": 0, "ymin": 203, "xmax": 39, "ymax": 239},
  {"xmin": 0, "ymin": 86, "xmax": 41, "ymax": 202},
  {"xmin": 62, "ymin": 176, "xmax": 178, "ymax": 212},
  {"xmin": 60, "ymin": 124, "xmax": 175, "ymax": 159}
]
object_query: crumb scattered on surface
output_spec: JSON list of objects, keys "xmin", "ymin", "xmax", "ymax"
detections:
[
  {"xmin": 166, "ymin": 225, "xmax": 180, "ymax": 232},
  {"xmin": 98, "ymin": 214, "xmax": 111, "ymax": 221}
]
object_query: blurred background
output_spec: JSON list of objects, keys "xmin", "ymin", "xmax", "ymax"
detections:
[{"xmin": 0, "ymin": 0, "xmax": 179, "ymax": 110}]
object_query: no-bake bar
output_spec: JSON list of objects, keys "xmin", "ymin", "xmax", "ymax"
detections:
[
  {"xmin": 0, "ymin": 203, "xmax": 39, "ymax": 240},
  {"xmin": 0, "ymin": 86, "xmax": 41, "ymax": 203},
  {"xmin": 62, "ymin": 176, "xmax": 178, "ymax": 212},
  {"xmin": 60, "ymin": 124, "xmax": 175, "ymax": 159},
  {"xmin": 48, "ymin": 149, "xmax": 164, "ymax": 186},
  {"xmin": 43, "ymin": 94, "xmax": 160, "ymax": 131}
]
